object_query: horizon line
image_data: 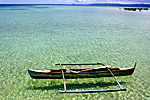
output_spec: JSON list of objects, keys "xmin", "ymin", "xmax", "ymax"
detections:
[{"xmin": 0, "ymin": 2, "xmax": 150, "ymax": 4}]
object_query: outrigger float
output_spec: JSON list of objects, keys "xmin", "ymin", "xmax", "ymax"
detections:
[{"xmin": 28, "ymin": 62, "xmax": 136, "ymax": 93}]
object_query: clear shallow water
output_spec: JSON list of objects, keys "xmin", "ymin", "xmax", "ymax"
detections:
[{"xmin": 0, "ymin": 5, "xmax": 150, "ymax": 99}]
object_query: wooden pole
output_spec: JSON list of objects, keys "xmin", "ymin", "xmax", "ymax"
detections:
[
  {"xmin": 106, "ymin": 67, "xmax": 122, "ymax": 89},
  {"xmin": 56, "ymin": 62, "xmax": 105, "ymax": 66},
  {"xmin": 60, "ymin": 63, "xmax": 66, "ymax": 92},
  {"xmin": 60, "ymin": 88, "xmax": 126, "ymax": 93}
]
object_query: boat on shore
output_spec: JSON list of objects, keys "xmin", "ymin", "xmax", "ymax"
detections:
[{"xmin": 28, "ymin": 62, "xmax": 136, "ymax": 79}]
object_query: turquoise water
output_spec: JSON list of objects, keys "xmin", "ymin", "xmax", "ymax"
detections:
[{"xmin": 0, "ymin": 5, "xmax": 150, "ymax": 99}]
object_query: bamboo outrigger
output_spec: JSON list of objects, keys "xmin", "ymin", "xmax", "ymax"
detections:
[{"xmin": 28, "ymin": 62, "xmax": 136, "ymax": 93}]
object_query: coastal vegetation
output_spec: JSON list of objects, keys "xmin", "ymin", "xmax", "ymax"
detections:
[{"xmin": 123, "ymin": 8, "xmax": 149, "ymax": 12}]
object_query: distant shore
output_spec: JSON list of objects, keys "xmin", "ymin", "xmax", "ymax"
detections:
[
  {"xmin": 0, "ymin": 3, "xmax": 150, "ymax": 8},
  {"xmin": 122, "ymin": 7, "xmax": 149, "ymax": 12}
]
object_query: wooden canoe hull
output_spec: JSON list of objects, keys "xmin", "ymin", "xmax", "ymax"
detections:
[{"xmin": 28, "ymin": 65, "xmax": 136, "ymax": 79}]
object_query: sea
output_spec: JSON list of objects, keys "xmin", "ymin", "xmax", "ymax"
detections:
[{"xmin": 0, "ymin": 4, "xmax": 150, "ymax": 100}]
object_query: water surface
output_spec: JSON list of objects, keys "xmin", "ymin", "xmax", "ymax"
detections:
[{"xmin": 0, "ymin": 5, "xmax": 150, "ymax": 99}]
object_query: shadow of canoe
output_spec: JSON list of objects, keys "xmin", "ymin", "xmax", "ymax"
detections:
[{"xmin": 27, "ymin": 81, "xmax": 126, "ymax": 91}]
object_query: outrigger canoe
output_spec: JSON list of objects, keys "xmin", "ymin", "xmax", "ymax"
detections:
[
  {"xmin": 28, "ymin": 62, "xmax": 136, "ymax": 79},
  {"xmin": 28, "ymin": 62, "xmax": 136, "ymax": 93}
]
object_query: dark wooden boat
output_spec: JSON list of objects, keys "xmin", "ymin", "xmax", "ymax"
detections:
[
  {"xmin": 28, "ymin": 62, "xmax": 136, "ymax": 93},
  {"xmin": 28, "ymin": 62, "xmax": 136, "ymax": 79}
]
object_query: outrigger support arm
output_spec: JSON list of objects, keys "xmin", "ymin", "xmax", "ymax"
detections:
[
  {"xmin": 106, "ymin": 67, "xmax": 123, "ymax": 90},
  {"xmin": 60, "ymin": 63, "xmax": 66, "ymax": 92}
]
